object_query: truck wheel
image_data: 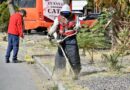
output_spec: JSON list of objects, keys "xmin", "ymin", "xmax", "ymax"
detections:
[
  {"xmin": 36, "ymin": 27, "xmax": 48, "ymax": 35},
  {"xmin": 36, "ymin": 27, "xmax": 43, "ymax": 32},
  {"xmin": 43, "ymin": 30, "xmax": 48, "ymax": 35},
  {"xmin": 24, "ymin": 30, "xmax": 31, "ymax": 34},
  {"xmin": 27, "ymin": 30, "xmax": 31, "ymax": 34}
]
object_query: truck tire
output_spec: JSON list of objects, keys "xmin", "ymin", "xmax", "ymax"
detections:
[{"xmin": 24, "ymin": 30, "xmax": 31, "ymax": 34}]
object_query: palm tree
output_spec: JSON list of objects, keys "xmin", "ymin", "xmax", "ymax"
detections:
[{"xmin": 91, "ymin": 0, "xmax": 130, "ymax": 49}]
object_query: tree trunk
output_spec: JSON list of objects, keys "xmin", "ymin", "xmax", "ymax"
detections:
[
  {"xmin": 7, "ymin": 0, "xmax": 15, "ymax": 15},
  {"xmin": 111, "ymin": 28, "xmax": 117, "ymax": 49},
  {"xmin": 87, "ymin": 49, "xmax": 94, "ymax": 64},
  {"xmin": 82, "ymin": 48, "xmax": 86, "ymax": 56}
]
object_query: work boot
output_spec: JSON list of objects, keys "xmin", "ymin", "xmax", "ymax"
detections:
[
  {"xmin": 12, "ymin": 59, "xmax": 19, "ymax": 63},
  {"xmin": 6, "ymin": 59, "xmax": 10, "ymax": 63}
]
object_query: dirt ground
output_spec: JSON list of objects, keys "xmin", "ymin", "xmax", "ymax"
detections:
[{"xmin": 1, "ymin": 32, "xmax": 130, "ymax": 90}]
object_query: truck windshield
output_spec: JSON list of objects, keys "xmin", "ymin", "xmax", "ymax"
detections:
[{"xmin": 13, "ymin": 0, "xmax": 36, "ymax": 8}]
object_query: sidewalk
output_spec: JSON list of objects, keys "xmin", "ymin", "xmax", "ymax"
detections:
[{"xmin": 0, "ymin": 47, "xmax": 39, "ymax": 90}]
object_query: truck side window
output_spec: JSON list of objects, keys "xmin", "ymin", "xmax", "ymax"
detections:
[{"xmin": 14, "ymin": 0, "xmax": 36, "ymax": 8}]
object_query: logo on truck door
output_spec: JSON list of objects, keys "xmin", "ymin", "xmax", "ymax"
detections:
[{"xmin": 44, "ymin": 0, "xmax": 64, "ymax": 21}]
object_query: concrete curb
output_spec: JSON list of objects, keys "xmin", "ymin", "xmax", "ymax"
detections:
[{"xmin": 33, "ymin": 56, "xmax": 67, "ymax": 90}]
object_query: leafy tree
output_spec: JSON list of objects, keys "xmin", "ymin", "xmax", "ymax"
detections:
[
  {"xmin": 92, "ymin": 0, "xmax": 130, "ymax": 49},
  {"xmin": 0, "ymin": 0, "xmax": 18, "ymax": 32},
  {"xmin": 77, "ymin": 25, "xmax": 110, "ymax": 64},
  {"xmin": 0, "ymin": 1, "xmax": 10, "ymax": 32},
  {"xmin": 91, "ymin": 0, "xmax": 130, "ymax": 71}
]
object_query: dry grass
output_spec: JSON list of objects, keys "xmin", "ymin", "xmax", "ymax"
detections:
[{"xmin": 1, "ymin": 33, "xmax": 130, "ymax": 90}]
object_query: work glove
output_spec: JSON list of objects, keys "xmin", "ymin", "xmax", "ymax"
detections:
[
  {"xmin": 20, "ymin": 33, "xmax": 24, "ymax": 39},
  {"xmin": 74, "ymin": 26, "xmax": 79, "ymax": 30},
  {"xmin": 56, "ymin": 39, "xmax": 63, "ymax": 44}
]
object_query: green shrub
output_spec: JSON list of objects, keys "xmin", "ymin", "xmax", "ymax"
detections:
[
  {"xmin": 77, "ymin": 25, "xmax": 110, "ymax": 63},
  {"xmin": 0, "ymin": 1, "xmax": 18, "ymax": 32},
  {"xmin": 102, "ymin": 53, "xmax": 122, "ymax": 71},
  {"xmin": 0, "ymin": 2, "xmax": 10, "ymax": 32}
]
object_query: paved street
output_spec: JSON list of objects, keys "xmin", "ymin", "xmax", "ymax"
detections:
[{"xmin": 0, "ymin": 47, "xmax": 39, "ymax": 90}]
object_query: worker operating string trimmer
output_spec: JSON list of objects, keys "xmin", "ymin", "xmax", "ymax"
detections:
[{"xmin": 48, "ymin": 4, "xmax": 81, "ymax": 79}]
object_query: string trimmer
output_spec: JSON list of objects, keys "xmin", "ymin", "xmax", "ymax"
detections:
[
  {"xmin": 22, "ymin": 32, "xmax": 34, "ymax": 64},
  {"xmin": 49, "ymin": 31, "xmax": 78, "ymax": 79}
]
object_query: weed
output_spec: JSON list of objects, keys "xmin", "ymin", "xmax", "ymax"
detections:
[{"xmin": 102, "ymin": 53, "xmax": 122, "ymax": 71}]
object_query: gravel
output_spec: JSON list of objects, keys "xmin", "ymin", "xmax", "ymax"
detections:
[
  {"xmin": 77, "ymin": 74, "xmax": 130, "ymax": 90},
  {"xmin": 80, "ymin": 64, "xmax": 107, "ymax": 76},
  {"xmin": 20, "ymin": 34, "xmax": 130, "ymax": 90}
]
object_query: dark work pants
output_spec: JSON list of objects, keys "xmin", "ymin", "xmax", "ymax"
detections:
[
  {"xmin": 5, "ymin": 34, "xmax": 19, "ymax": 61},
  {"xmin": 55, "ymin": 35, "xmax": 81, "ymax": 74}
]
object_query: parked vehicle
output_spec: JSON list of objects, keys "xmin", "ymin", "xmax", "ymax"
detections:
[
  {"xmin": 80, "ymin": 13, "xmax": 100, "ymax": 27},
  {"xmin": 13, "ymin": 0, "xmax": 72, "ymax": 32}
]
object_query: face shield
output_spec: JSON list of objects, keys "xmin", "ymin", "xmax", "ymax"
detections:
[{"xmin": 60, "ymin": 11, "xmax": 71, "ymax": 18}]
